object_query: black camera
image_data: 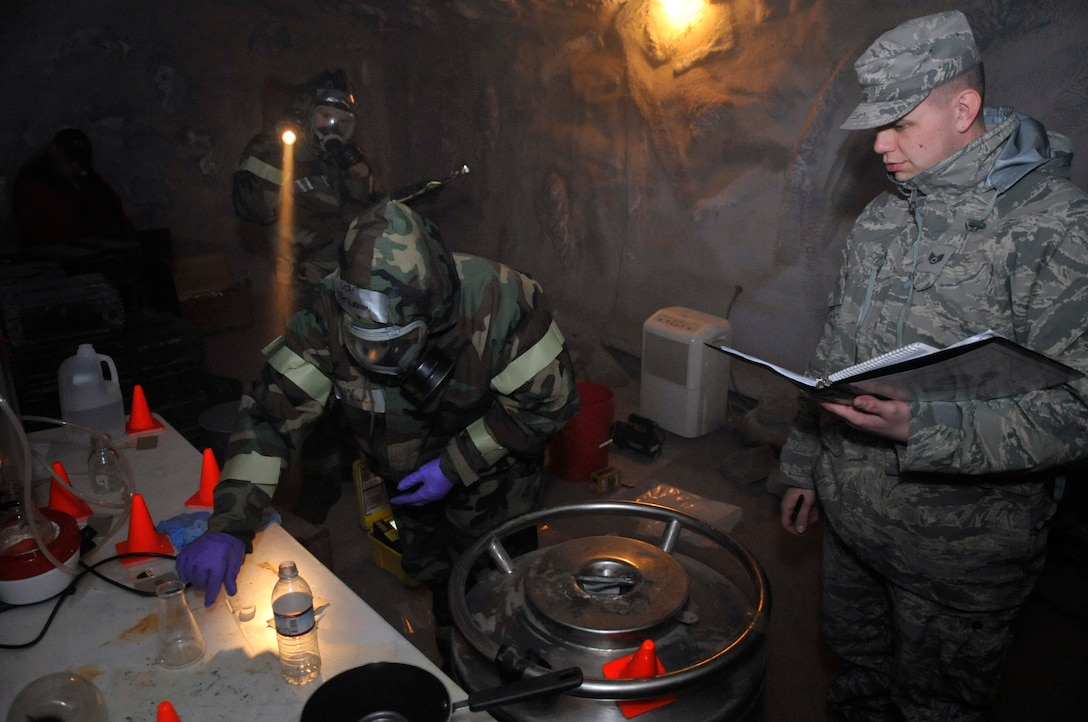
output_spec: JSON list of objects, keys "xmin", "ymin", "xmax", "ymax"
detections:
[{"xmin": 612, "ymin": 414, "xmax": 665, "ymax": 458}]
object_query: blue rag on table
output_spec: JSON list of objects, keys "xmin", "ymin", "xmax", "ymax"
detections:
[
  {"xmin": 156, "ymin": 512, "xmax": 209, "ymax": 549},
  {"xmin": 157, "ymin": 507, "xmax": 282, "ymax": 550}
]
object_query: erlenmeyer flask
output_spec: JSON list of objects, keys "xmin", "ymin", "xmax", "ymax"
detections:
[{"xmin": 156, "ymin": 579, "xmax": 206, "ymax": 668}]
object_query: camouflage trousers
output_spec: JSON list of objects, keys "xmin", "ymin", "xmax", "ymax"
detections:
[
  {"xmin": 822, "ymin": 524, "xmax": 1026, "ymax": 722},
  {"xmin": 389, "ymin": 460, "xmax": 546, "ymax": 624}
]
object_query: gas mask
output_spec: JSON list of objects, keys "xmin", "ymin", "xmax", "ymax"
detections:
[
  {"xmin": 312, "ymin": 105, "xmax": 355, "ymax": 146},
  {"xmin": 335, "ymin": 278, "xmax": 454, "ymax": 405},
  {"xmin": 311, "ymin": 105, "xmax": 363, "ymax": 168}
]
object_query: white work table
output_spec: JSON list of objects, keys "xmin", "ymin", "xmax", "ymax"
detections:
[{"xmin": 1, "ymin": 419, "xmax": 494, "ymax": 721}]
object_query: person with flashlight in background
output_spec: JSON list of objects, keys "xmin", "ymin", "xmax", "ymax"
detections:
[
  {"xmin": 233, "ymin": 69, "xmax": 384, "ymax": 523},
  {"xmin": 177, "ymin": 198, "xmax": 580, "ymax": 668},
  {"xmin": 234, "ymin": 68, "xmax": 382, "ymax": 287}
]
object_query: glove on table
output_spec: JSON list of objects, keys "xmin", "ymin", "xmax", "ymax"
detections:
[{"xmin": 175, "ymin": 531, "xmax": 245, "ymax": 607}]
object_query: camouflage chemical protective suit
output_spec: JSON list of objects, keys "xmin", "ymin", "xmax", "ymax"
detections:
[
  {"xmin": 207, "ymin": 199, "xmax": 579, "ymax": 623},
  {"xmin": 232, "ymin": 72, "xmax": 382, "ymax": 289},
  {"xmin": 778, "ymin": 108, "xmax": 1088, "ymax": 721}
]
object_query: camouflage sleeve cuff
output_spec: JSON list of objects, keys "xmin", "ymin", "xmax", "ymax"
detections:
[
  {"xmin": 776, "ymin": 401, "xmax": 822, "ymax": 488},
  {"xmin": 442, "ymin": 425, "xmax": 493, "ymax": 486},
  {"xmin": 437, "ymin": 452, "xmax": 466, "ymax": 487},
  {"xmin": 897, "ymin": 401, "xmax": 968, "ymax": 472},
  {"xmin": 207, "ymin": 478, "xmax": 272, "ymax": 544},
  {"xmin": 775, "ymin": 457, "xmax": 817, "ymax": 490}
]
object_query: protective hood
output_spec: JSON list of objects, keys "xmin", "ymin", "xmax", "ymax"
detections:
[
  {"xmin": 983, "ymin": 106, "xmax": 1073, "ymax": 192},
  {"xmin": 306, "ymin": 69, "xmax": 356, "ymax": 114},
  {"xmin": 338, "ymin": 198, "xmax": 460, "ymax": 334}
]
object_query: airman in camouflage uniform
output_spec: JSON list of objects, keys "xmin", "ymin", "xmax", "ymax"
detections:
[
  {"xmin": 777, "ymin": 11, "xmax": 1088, "ymax": 721},
  {"xmin": 179, "ymin": 198, "xmax": 579, "ymax": 642}
]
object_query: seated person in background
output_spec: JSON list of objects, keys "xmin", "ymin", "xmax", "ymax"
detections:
[{"xmin": 13, "ymin": 128, "xmax": 134, "ymax": 247}]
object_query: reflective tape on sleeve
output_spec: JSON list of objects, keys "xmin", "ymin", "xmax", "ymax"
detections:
[
  {"xmin": 466, "ymin": 417, "xmax": 508, "ymax": 465},
  {"xmin": 222, "ymin": 451, "xmax": 282, "ymax": 489},
  {"xmin": 236, "ymin": 155, "xmax": 284, "ymax": 186},
  {"xmin": 265, "ymin": 343, "xmax": 333, "ymax": 407},
  {"xmin": 490, "ymin": 320, "xmax": 566, "ymax": 395}
]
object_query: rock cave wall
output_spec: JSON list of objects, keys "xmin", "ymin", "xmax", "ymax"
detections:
[{"xmin": 1, "ymin": 0, "xmax": 1085, "ymax": 400}]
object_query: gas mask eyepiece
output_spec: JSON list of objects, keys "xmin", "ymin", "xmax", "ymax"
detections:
[
  {"xmin": 340, "ymin": 315, "xmax": 427, "ymax": 376},
  {"xmin": 336, "ymin": 278, "xmax": 454, "ymax": 404}
]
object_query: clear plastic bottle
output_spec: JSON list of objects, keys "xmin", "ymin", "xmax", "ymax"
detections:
[
  {"xmin": 87, "ymin": 433, "xmax": 125, "ymax": 494},
  {"xmin": 271, "ymin": 560, "xmax": 321, "ymax": 685}
]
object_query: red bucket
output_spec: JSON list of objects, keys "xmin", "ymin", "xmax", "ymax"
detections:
[{"xmin": 548, "ymin": 382, "xmax": 615, "ymax": 482}]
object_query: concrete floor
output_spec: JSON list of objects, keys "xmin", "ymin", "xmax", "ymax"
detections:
[{"xmin": 206, "ymin": 338, "xmax": 1087, "ymax": 721}]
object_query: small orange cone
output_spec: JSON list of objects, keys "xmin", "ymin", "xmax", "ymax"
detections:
[
  {"xmin": 115, "ymin": 493, "xmax": 173, "ymax": 564},
  {"xmin": 126, "ymin": 384, "xmax": 164, "ymax": 435},
  {"xmin": 602, "ymin": 639, "xmax": 677, "ymax": 718},
  {"xmin": 185, "ymin": 448, "xmax": 219, "ymax": 508},
  {"xmin": 52, "ymin": 461, "xmax": 73, "ymax": 485},
  {"xmin": 45, "ymin": 464, "xmax": 93, "ymax": 523},
  {"xmin": 157, "ymin": 700, "xmax": 183, "ymax": 722}
]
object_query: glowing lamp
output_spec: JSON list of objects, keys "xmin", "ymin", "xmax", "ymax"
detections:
[{"xmin": 660, "ymin": 0, "xmax": 704, "ymax": 30}]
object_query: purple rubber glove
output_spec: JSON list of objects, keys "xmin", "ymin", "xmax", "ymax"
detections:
[
  {"xmin": 175, "ymin": 531, "xmax": 246, "ymax": 607},
  {"xmin": 391, "ymin": 458, "xmax": 455, "ymax": 506}
]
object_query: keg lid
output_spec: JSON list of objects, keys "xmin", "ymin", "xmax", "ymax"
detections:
[{"xmin": 523, "ymin": 536, "xmax": 689, "ymax": 641}]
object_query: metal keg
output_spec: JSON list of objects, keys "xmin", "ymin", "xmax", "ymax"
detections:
[{"xmin": 449, "ymin": 501, "xmax": 770, "ymax": 721}]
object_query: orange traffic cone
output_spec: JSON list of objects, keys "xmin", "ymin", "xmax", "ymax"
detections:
[
  {"xmin": 185, "ymin": 448, "xmax": 219, "ymax": 508},
  {"xmin": 52, "ymin": 461, "xmax": 73, "ymax": 485},
  {"xmin": 602, "ymin": 639, "xmax": 677, "ymax": 718},
  {"xmin": 126, "ymin": 384, "xmax": 164, "ymax": 435},
  {"xmin": 45, "ymin": 463, "xmax": 93, "ymax": 523},
  {"xmin": 115, "ymin": 493, "xmax": 173, "ymax": 564},
  {"xmin": 157, "ymin": 700, "xmax": 183, "ymax": 722}
]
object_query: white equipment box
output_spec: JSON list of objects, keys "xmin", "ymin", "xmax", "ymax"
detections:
[{"xmin": 640, "ymin": 306, "xmax": 732, "ymax": 438}]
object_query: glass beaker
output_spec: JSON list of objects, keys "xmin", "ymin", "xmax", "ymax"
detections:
[{"xmin": 156, "ymin": 579, "xmax": 206, "ymax": 668}]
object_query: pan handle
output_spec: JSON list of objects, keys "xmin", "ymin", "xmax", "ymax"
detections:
[{"xmin": 456, "ymin": 667, "xmax": 584, "ymax": 713}]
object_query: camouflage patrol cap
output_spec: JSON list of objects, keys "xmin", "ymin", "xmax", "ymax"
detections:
[
  {"xmin": 841, "ymin": 10, "xmax": 981, "ymax": 130},
  {"xmin": 339, "ymin": 198, "xmax": 460, "ymax": 332}
]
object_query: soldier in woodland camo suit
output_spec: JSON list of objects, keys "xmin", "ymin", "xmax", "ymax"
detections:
[
  {"xmin": 233, "ymin": 68, "xmax": 382, "ymax": 288},
  {"xmin": 177, "ymin": 198, "xmax": 579, "ymax": 652},
  {"xmin": 778, "ymin": 11, "xmax": 1088, "ymax": 721}
]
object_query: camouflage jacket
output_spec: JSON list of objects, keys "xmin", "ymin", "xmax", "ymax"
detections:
[
  {"xmin": 778, "ymin": 108, "xmax": 1088, "ymax": 606},
  {"xmin": 232, "ymin": 131, "xmax": 381, "ymax": 284},
  {"xmin": 207, "ymin": 256, "xmax": 580, "ymax": 540}
]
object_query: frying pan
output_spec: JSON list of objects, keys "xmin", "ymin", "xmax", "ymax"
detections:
[{"xmin": 300, "ymin": 662, "xmax": 583, "ymax": 722}]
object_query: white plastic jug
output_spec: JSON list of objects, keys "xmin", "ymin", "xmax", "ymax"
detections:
[{"xmin": 58, "ymin": 343, "xmax": 125, "ymax": 441}]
